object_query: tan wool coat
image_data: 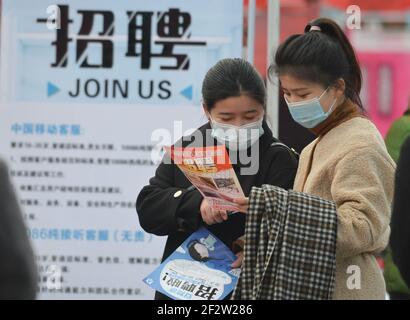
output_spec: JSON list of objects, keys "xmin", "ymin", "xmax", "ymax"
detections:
[{"xmin": 293, "ymin": 117, "xmax": 396, "ymax": 300}]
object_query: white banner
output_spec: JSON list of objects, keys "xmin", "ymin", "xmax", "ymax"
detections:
[{"xmin": 0, "ymin": 0, "xmax": 243, "ymax": 299}]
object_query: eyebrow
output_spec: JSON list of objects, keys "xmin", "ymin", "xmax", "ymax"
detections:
[
  {"xmin": 283, "ymin": 87, "xmax": 309, "ymax": 93},
  {"xmin": 218, "ymin": 109, "xmax": 258, "ymax": 116}
]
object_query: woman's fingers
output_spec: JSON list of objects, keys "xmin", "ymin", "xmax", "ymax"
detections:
[
  {"xmin": 210, "ymin": 210, "xmax": 225, "ymax": 224},
  {"xmin": 205, "ymin": 205, "xmax": 215, "ymax": 225},
  {"xmin": 231, "ymin": 251, "xmax": 244, "ymax": 268},
  {"xmin": 200, "ymin": 196, "xmax": 250, "ymax": 223},
  {"xmin": 207, "ymin": 210, "xmax": 227, "ymax": 225},
  {"xmin": 215, "ymin": 210, "xmax": 228, "ymax": 223},
  {"xmin": 201, "ymin": 201, "xmax": 229, "ymax": 225},
  {"xmin": 201, "ymin": 201, "xmax": 214, "ymax": 225},
  {"xmin": 234, "ymin": 197, "xmax": 249, "ymax": 205},
  {"xmin": 233, "ymin": 197, "xmax": 249, "ymax": 213}
]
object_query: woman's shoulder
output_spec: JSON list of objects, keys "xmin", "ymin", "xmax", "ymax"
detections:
[
  {"xmin": 325, "ymin": 117, "xmax": 384, "ymax": 150},
  {"xmin": 324, "ymin": 117, "xmax": 395, "ymax": 167}
]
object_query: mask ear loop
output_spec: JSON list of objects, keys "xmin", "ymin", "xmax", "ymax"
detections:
[
  {"xmin": 318, "ymin": 86, "xmax": 330, "ymax": 101},
  {"xmin": 326, "ymin": 96, "xmax": 338, "ymax": 115},
  {"xmin": 321, "ymin": 87, "xmax": 338, "ymax": 115}
]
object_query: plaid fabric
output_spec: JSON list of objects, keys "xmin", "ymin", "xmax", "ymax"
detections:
[{"xmin": 232, "ymin": 184, "xmax": 338, "ymax": 300}]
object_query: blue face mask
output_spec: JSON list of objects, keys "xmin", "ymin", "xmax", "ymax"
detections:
[{"xmin": 284, "ymin": 87, "xmax": 337, "ymax": 129}]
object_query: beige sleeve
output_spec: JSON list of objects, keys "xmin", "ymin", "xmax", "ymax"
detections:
[{"xmin": 330, "ymin": 146, "xmax": 395, "ymax": 258}]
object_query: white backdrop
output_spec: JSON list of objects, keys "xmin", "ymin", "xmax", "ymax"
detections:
[{"xmin": 0, "ymin": 0, "xmax": 243, "ymax": 299}]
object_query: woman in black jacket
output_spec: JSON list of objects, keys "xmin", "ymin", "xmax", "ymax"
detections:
[{"xmin": 136, "ymin": 58, "xmax": 298, "ymax": 300}]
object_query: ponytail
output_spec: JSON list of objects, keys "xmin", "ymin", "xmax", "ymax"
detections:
[{"xmin": 306, "ymin": 18, "xmax": 362, "ymax": 108}]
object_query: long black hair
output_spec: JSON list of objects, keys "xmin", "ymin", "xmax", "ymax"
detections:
[
  {"xmin": 187, "ymin": 240, "xmax": 210, "ymax": 262},
  {"xmin": 269, "ymin": 17, "xmax": 363, "ymax": 109},
  {"xmin": 202, "ymin": 58, "xmax": 266, "ymax": 111}
]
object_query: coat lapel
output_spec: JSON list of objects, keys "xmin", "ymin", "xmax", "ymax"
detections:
[{"xmin": 293, "ymin": 139, "xmax": 319, "ymax": 192}]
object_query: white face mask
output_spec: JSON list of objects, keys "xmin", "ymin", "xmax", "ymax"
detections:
[{"xmin": 209, "ymin": 116, "xmax": 264, "ymax": 151}]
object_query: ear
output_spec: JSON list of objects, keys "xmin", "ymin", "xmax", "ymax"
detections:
[
  {"xmin": 203, "ymin": 104, "xmax": 211, "ymax": 120},
  {"xmin": 333, "ymin": 78, "xmax": 346, "ymax": 98}
]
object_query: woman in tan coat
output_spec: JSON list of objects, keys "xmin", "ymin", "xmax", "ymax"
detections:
[{"xmin": 234, "ymin": 18, "xmax": 395, "ymax": 299}]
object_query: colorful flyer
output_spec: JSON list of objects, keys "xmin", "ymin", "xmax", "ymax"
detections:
[
  {"xmin": 143, "ymin": 227, "xmax": 240, "ymax": 300},
  {"xmin": 164, "ymin": 145, "xmax": 245, "ymax": 211}
]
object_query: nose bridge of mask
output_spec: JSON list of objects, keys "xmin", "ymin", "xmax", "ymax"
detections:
[
  {"xmin": 239, "ymin": 117, "xmax": 263, "ymax": 129},
  {"xmin": 210, "ymin": 116, "xmax": 263, "ymax": 131},
  {"xmin": 210, "ymin": 117, "xmax": 264, "ymax": 151},
  {"xmin": 209, "ymin": 116, "xmax": 239, "ymax": 141},
  {"xmin": 210, "ymin": 115, "xmax": 264, "ymax": 145},
  {"xmin": 285, "ymin": 86, "xmax": 329, "ymax": 107},
  {"xmin": 213, "ymin": 121, "xmax": 236, "ymax": 136},
  {"xmin": 239, "ymin": 118, "xmax": 264, "ymax": 140}
]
